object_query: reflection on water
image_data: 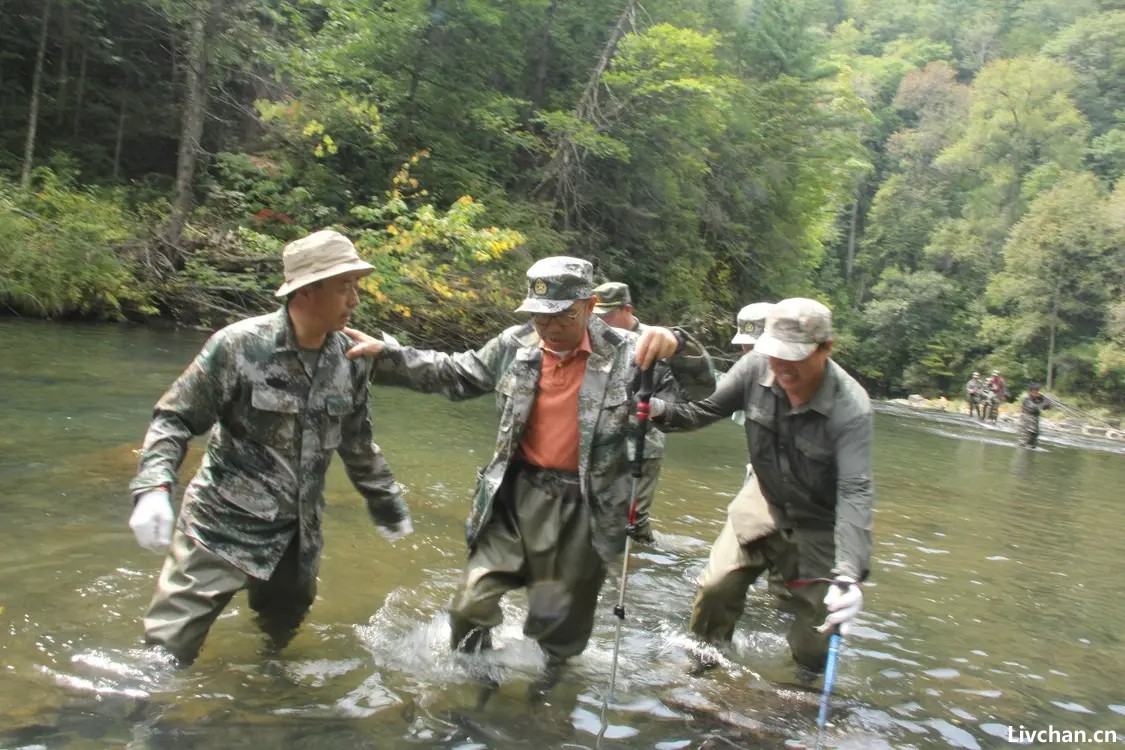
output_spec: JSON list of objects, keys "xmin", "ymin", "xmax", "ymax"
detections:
[{"xmin": 2, "ymin": 319, "xmax": 1124, "ymax": 748}]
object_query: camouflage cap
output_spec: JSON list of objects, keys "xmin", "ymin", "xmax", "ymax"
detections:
[
  {"xmin": 275, "ymin": 229, "xmax": 373, "ymax": 297},
  {"xmin": 754, "ymin": 297, "xmax": 833, "ymax": 361},
  {"xmin": 514, "ymin": 256, "xmax": 595, "ymax": 314},
  {"xmin": 592, "ymin": 282, "xmax": 632, "ymax": 313},
  {"xmin": 731, "ymin": 302, "xmax": 774, "ymax": 345}
]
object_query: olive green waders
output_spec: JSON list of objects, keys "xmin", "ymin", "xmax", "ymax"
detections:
[
  {"xmin": 628, "ymin": 458, "xmax": 661, "ymax": 543},
  {"xmin": 144, "ymin": 528, "xmax": 315, "ymax": 664},
  {"xmin": 450, "ymin": 461, "xmax": 607, "ymax": 663},
  {"xmin": 689, "ymin": 479, "xmax": 833, "ymax": 671}
]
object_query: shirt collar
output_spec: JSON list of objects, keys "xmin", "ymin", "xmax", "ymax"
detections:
[
  {"xmin": 539, "ymin": 329, "xmax": 593, "ymax": 362},
  {"xmin": 274, "ymin": 307, "xmax": 301, "ymax": 353}
]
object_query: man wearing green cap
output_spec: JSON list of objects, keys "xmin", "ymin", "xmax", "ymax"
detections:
[
  {"xmin": 128, "ymin": 229, "xmax": 413, "ymax": 664},
  {"xmin": 343, "ymin": 257, "xmax": 708, "ymax": 691},
  {"xmin": 591, "ymin": 281, "xmax": 660, "ymax": 542},
  {"xmin": 648, "ymin": 298, "xmax": 874, "ymax": 674}
]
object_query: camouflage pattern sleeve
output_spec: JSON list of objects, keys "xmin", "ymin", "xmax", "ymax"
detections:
[
  {"xmin": 337, "ymin": 361, "xmax": 410, "ymax": 529},
  {"xmin": 129, "ymin": 330, "xmax": 235, "ymax": 496},
  {"xmin": 667, "ymin": 327, "xmax": 720, "ymax": 400},
  {"xmin": 370, "ymin": 332, "xmax": 509, "ymax": 401}
]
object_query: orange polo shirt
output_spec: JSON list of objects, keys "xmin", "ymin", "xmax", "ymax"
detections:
[{"xmin": 518, "ymin": 331, "xmax": 592, "ymax": 472}]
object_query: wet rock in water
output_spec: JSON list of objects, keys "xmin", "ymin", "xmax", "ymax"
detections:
[
  {"xmin": 1106, "ymin": 429, "xmax": 1124, "ymax": 441},
  {"xmin": 907, "ymin": 394, "xmax": 926, "ymax": 403},
  {"xmin": 1083, "ymin": 425, "xmax": 1107, "ymax": 437},
  {"xmin": 1104, "ymin": 418, "xmax": 1121, "ymax": 429}
]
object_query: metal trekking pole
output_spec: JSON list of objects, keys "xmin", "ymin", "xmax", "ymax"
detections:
[
  {"xmin": 600, "ymin": 365, "xmax": 655, "ymax": 725},
  {"xmin": 814, "ymin": 628, "xmax": 843, "ymax": 750}
]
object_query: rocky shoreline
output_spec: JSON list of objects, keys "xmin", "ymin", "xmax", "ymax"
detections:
[{"xmin": 882, "ymin": 395, "xmax": 1125, "ymax": 442}]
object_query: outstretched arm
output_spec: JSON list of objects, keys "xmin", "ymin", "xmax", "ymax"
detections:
[{"xmin": 344, "ymin": 327, "xmax": 507, "ymax": 401}]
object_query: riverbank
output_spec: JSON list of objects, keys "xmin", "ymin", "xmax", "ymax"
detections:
[{"xmin": 883, "ymin": 394, "xmax": 1125, "ymax": 442}]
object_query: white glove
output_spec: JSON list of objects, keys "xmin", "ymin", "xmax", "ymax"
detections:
[
  {"xmin": 818, "ymin": 576, "xmax": 863, "ymax": 636},
  {"xmin": 129, "ymin": 488, "xmax": 174, "ymax": 553},
  {"xmin": 379, "ymin": 517, "xmax": 413, "ymax": 542}
]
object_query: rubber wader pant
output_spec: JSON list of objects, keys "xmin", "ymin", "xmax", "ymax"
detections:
[
  {"xmin": 689, "ymin": 479, "xmax": 832, "ymax": 672},
  {"xmin": 449, "ymin": 462, "xmax": 607, "ymax": 663},
  {"xmin": 629, "ymin": 458, "xmax": 661, "ymax": 542},
  {"xmin": 143, "ymin": 527, "xmax": 315, "ymax": 664}
]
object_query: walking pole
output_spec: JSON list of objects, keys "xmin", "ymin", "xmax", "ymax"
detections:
[
  {"xmin": 599, "ymin": 365, "xmax": 655, "ymax": 733},
  {"xmin": 814, "ymin": 629, "xmax": 843, "ymax": 750}
]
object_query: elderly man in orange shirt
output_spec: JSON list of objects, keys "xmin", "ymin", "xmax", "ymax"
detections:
[{"xmin": 343, "ymin": 256, "xmax": 709, "ymax": 693}]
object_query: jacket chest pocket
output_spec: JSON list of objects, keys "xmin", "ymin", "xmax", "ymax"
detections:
[
  {"xmin": 321, "ymin": 394, "xmax": 352, "ymax": 450},
  {"xmin": 250, "ymin": 386, "xmax": 302, "ymax": 449},
  {"xmin": 592, "ymin": 384, "xmax": 630, "ymax": 446},
  {"xmin": 792, "ymin": 433, "xmax": 835, "ymax": 495}
]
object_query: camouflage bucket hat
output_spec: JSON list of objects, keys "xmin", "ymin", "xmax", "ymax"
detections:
[
  {"xmin": 275, "ymin": 230, "xmax": 374, "ymax": 297},
  {"xmin": 731, "ymin": 302, "xmax": 774, "ymax": 345},
  {"xmin": 592, "ymin": 281, "xmax": 632, "ymax": 313},
  {"xmin": 754, "ymin": 298, "xmax": 833, "ymax": 361},
  {"xmin": 515, "ymin": 256, "xmax": 595, "ymax": 314}
]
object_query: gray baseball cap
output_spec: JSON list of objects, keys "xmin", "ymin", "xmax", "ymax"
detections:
[
  {"xmin": 731, "ymin": 302, "xmax": 774, "ymax": 345},
  {"xmin": 754, "ymin": 297, "xmax": 833, "ymax": 361},
  {"xmin": 514, "ymin": 256, "xmax": 595, "ymax": 314},
  {"xmin": 592, "ymin": 281, "xmax": 632, "ymax": 313}
]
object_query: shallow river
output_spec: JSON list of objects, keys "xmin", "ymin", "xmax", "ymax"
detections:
[{"xmin": 1, "ymin": 319, "xmax": 1123, "ymax": 749}]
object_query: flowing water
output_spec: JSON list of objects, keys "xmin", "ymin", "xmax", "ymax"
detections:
[{"xmin": 1, "ymin": 319, "xmax": 1123, "ymax": 749}]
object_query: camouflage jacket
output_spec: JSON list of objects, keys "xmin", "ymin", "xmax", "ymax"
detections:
[
  {"xmin": 654, "ymin": 352, "xmax": 874, "ymax": 582},
  {"xmin": 130, "ymin": 308, "xmax": 409, "ymax": 581},
  {"xmin": 1020, "ymin": 394, "xmax": 1050, "ymax": 426},
  {"xmin": 370, "ymin": 316, "xmax": 710, "ymax": 562},
  {"xmin": 965, "ymin": 377, "xmax": 986, "ymax": 397}
]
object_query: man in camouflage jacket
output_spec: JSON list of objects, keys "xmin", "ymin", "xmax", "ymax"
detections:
[
  {"xmin": 128, "ymin": 230, "xmax": 412, "ymax": 664},
  {"xmin": 343, "ymin": 257, "xmax": 711, "ymax": 688}
]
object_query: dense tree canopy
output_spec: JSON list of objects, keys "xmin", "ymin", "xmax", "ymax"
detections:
[{"xmin": 0, "ymin": 0, "xmax": 1122, "ymax": 402}]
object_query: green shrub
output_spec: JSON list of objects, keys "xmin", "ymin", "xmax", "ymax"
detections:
[{"xmin": 0, "ymin": 170, "xmax": 155, "ymax": 319}]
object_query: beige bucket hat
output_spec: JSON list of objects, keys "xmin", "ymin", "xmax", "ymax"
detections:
[{"xmin": 274, "ymin": 230, "xmax": 374, "ymax": 297}]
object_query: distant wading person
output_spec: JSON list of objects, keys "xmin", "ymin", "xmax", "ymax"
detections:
[
  {"xmin": 1018, "ymin": 383, "xmax": 1051, "ymax": 449},
  {"xmin": 128, "ymin": 230, "xmax": 413, "ymax": 665}
]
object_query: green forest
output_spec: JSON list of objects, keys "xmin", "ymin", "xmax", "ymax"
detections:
[{"xmin": 0, "ymin": 0, "xmax": 1122, "ymax": 402}]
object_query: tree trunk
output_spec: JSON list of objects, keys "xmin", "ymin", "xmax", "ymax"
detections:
[
  {"xmin": 1046, "ymin": 281, "xmax": 1060, "ymax": 390},
  {"xmin": 55, "ymin": 3, "xmax": 71, "ymax": 127},
  {"xmin": 530, "ymin": 0, "xmax": 559, "ymax": 110},
  {"xmin": 112, "ymin": 97, "xmax": 126, "ymax": 181},
  {"xmin": 845, "ymin": 187, "xmax": 861, "ymax": 280},
  {"xmin": 20, "ymin": 0, "xmax": 53, "ymax": 187},
  {"xmin": 535, "ymin": 0, "xmax": 638, "ymax": 229},
  {"xmin": 165, "ymin": 0, "xmax": 223, "ymax": 252},
  {"xmin": 72, "ymin": 45, "xmax": 88, "ymax": 136}
]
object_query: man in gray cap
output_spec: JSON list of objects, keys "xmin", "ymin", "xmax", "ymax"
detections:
[
  {"xmin": 128, "ymin": 229, "xmax": 413, "ymax": 664},
  {"xmin": 648, "ymin": 297, "xmax": 874, "ymax": 674},
  {"xmin": 343, "ymin": 257, "xmax": 709, "ymax": 693}
]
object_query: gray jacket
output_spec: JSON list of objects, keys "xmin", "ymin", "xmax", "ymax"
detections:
[{"xmin": 654, "ymin": 352, "xmax": 874, "ymax": 581}]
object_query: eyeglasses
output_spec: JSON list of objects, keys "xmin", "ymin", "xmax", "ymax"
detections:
[{"xmin": 531, "ymin": 308, "xmax": 582, "ymax": 326}]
